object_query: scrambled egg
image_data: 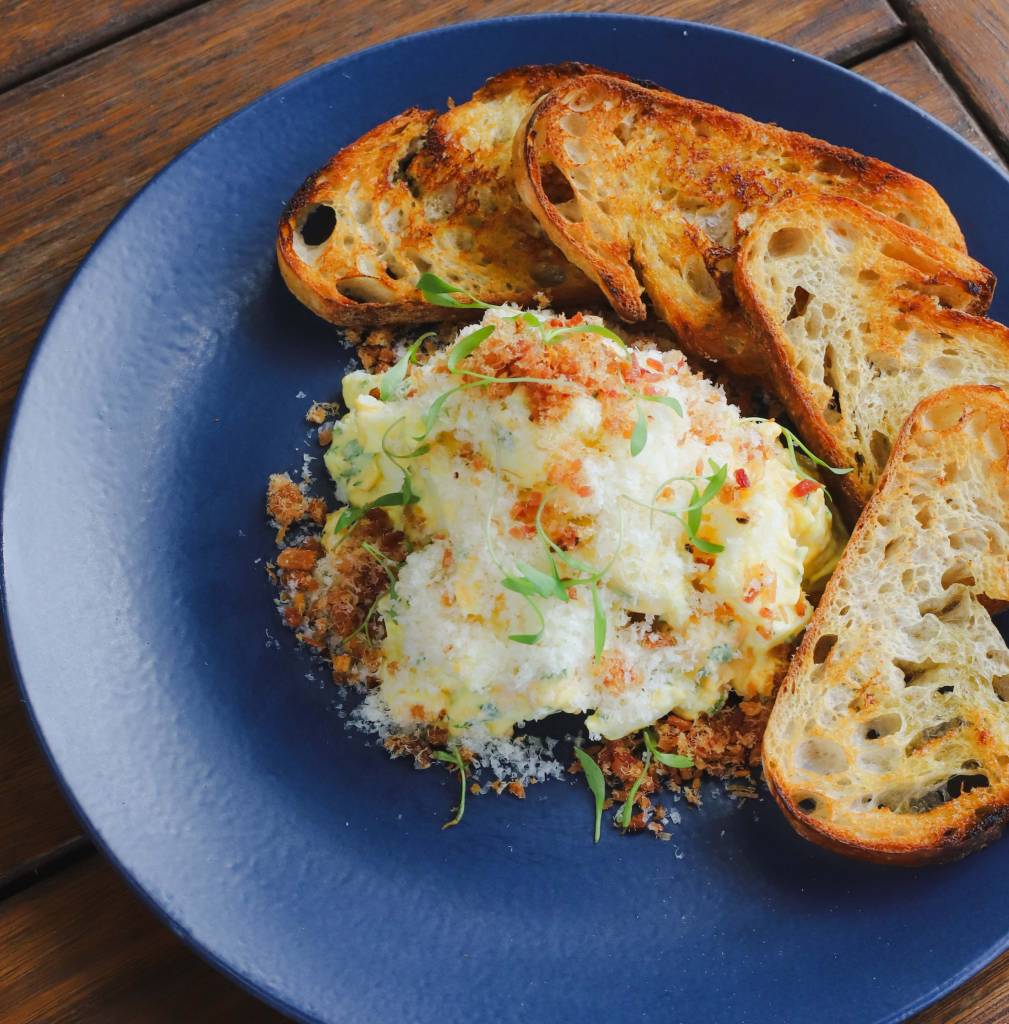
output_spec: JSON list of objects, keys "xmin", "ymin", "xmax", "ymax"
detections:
[{"xmin": 322, "ymin": 309, "xmax": 841, "ymax": 740}]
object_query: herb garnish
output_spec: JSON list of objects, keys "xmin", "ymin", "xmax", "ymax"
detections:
[
  {"xmin": 432, "ymin": 746, "xmax": 467, "ymax": 828},
  {"xmin": 339, "ymin": 541, "xmax": 403, "ymax": 648},
  {"xmin": 643, "ymin": 727, "xmax": 694, "ymax": 769},
  {"xmin": 744, "ymin": 418, "xmax": 851, "ymax": 483},
  {"xmin": 627, "ymin": 392, "xmax": 684, "ymax": 457},
  {"xmin": 573, "ymin": 746, "xmax": 606, "ymax": 843},
  {"xmin": 379, "ymin": 332, "xmax": 434, "ymax": 402},
  {"xmin": 618, "ymin": 750, "xmax": 652, "ymax": 831},
  {"xmin": 332, "ymin": 484, "xmax": 420, "ymax": 535}
]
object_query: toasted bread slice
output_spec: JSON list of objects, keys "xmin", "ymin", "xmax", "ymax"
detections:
[
  {"xmin": 276, "ymin": 64, "xmax": 626, "ymax": 327},
  {"xmin": 736, "ymin": 194, "xmax": 1000, "ymax": 512},
  {"xmin": 514, "ymin": 74, "xmax": 967, "ymax": 375},
  {"xmin": 763, "ymin": 386, "xmax": 1009, "ymax": 864}
]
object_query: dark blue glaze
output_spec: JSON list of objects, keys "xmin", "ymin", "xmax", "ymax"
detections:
[{"xmin": 4, "ymin": 15, "xmax": 1009, "ymax": 1024}]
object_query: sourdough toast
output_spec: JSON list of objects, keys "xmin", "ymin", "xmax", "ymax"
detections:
[
  {"xmin": 514, "ymin": 74, "xmax": 968, "ymax": 375},
  {"xmin": 736, "ymin": 194, "xmax": 1001, "ymax": 512},
  {"xmin": 763, "ymin": 386, "xmax": 1009, "ymax": 864},
  {"xmin": 277, "ymin": 65, "xmax": 622, "ymax": 327}
]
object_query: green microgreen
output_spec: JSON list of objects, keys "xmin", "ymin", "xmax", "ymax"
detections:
[
  {"xmin": 339, "ymin": 543, "xmax": 404, "ymax": 649},
  {"xmin": 626, "ymin": 391, "xmax": 683, "ymax": 457},
  {"xmin": 507, "ymin": 592, "xmax": 547, "ymax": 645},
  {"xmin": 630, "ymin": 404, "xmax": 648, "ymax": 457},
  {"xmin": 617, "ymin": 750, "xmax": 652, "ymax": 831},
  {"xmin": 379, "ymin": 332, "xmax": 434, "ymax": 402},
  {"xmin": 573, "ymin": 746, "xmax": 606, "ymax": 843},
  {"xmin": 331, "ymin": 479, "xmax": 421, "ymax": 536},
  {"xmin": 417, "ymin": 273, "xmax": 491, "ymax": 310},
  {"xmin": 591, "ymin": 584, "xmax": 606, "ymax": 661},
  {"xmin": 432, "ymin": 746, "xmax": 467, "ymax": 828},
  {"xmin": 542, "ymin": 322, "xmax": 629, "ymax": 356},
  {"xmin": 744, "ymin": 417, "xmax": 851, "ymax": 483},
  {"xmin": 643, "ymin": 727, "xmax": 695, "ymax": 769},
  {"xmin": 446, "ymin": 324, "xmax": 496, "ymax": 373},
  {"xmin": 624, "ymin": 460, "xmax": 727, "ymax": 554}
]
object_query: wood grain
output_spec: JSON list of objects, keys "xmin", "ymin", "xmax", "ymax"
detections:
[
  {"xmin": 912, "ymin": 948, "xmax": 1009, "ymax": 1024},
  {"xmin": 0, "ymin": 650, "xmax": 83, "ymax": 885},
  {"xmin": 0, "ymin": 855, "xmax": 283, "ymax": 1022},
  {"xmin": 856, "ymin": 40, "xmax": 1003, "ymax": 165},
  {"xmin": 894, "ymin": 0, "xmax": 1009, "ymax": 162},
  {"xmin": 0, "ymin": 0, "xmax": 198, "ymax": 92}
]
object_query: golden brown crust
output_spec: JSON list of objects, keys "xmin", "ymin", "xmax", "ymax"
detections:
[
  {"xmin": 735, "ymin": 194, "xmax": 1000, "ymax": 516},
  {"xmin": 763, "ymin": 385, "xmax": 1009, "ymax": 864},
  {"xmin": 276, "ymin": 66, "xmax": 636, "ymax": 328},
  {"xmin": 515, "ymin": 74, "xmax": 967, "ymax": 378}
]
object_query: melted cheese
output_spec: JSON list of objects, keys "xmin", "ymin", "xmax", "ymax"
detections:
[{"xmin": 322, "ymin": 309, "xmax": 841, "ymax": 740}]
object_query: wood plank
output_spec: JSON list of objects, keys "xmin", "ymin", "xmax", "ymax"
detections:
[
  {"xmin": 856, "ymin": 40, "xmax": 1003, "ymax": 165},
  {"xmin": 0, "ymin": 855, "xmax": 282, "ymax": 1022},
  {"xmin": 0, "ymin": 653, "xmax": 84, "ymax": 885},
  {"xmin": 894, "ymin": 0, "xmax": 1009, "ymax": 161},
  {"xmin": 0, "ymin": 0, "xmax": 199, "ymax": 93},
  {"xmin": 911, "ymin": 948, "xmax": 1009, "ymax": 1024}
]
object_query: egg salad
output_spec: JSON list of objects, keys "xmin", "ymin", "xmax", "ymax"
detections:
[{"xmin": 306, "ymin": 307, "xmax": 841, "ymax": 741}]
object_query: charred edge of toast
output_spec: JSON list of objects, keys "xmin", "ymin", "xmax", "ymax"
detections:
[
  {"xmin": 762, "ymin": 385, "xmax": 1009, "ymax": 865},
  {"xmin": 764, "ymin": 767, "xmax": 1009, "ymax": 865}
]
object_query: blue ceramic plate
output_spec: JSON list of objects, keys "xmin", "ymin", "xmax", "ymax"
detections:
[{"xmin": 5, "ymin": 14, "xmax": 1009, "ymax": 1024}]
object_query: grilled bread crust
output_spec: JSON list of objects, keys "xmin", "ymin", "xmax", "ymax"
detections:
[
  {"xmin": 763, "ymin": 386, "xmax": 1009, "ymax": 864},
  {"xmin": 514, "ymin": 74, "xmax": 967, "ymax": 376},
  {"xmin": 276, "ymin": 64, "xmax": 628, "ymax": 327},
  {"xmin": 736, "ymin": 194, "xmax": 1000, "ymax": 514}
]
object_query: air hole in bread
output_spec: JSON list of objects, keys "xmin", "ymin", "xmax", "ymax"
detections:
[
  {"xmin": 993, "ymin": 676, "xmax": 1009, "ymax": 701},
  {"xmin": 812, "ymin": 634, "xmax": 837, "ymax": 664},
  {"xmin": 685, "ymin": 259, "xmax": 720, "ymax": 302},
  {"xmin": 768, "ymin": 227, "xmax": 811, "ymax": 258},
  {"xmin": 940, "ymin": 562, "xmax": 976, "ymax": 589},
  {"xmin": 895, "ymin": 658, "xmax": 936, "ymax": 686},
  {"xmin": 865, "ymin": 713, "xmax": 901, "ymax": 739},
  {"xmin": 334, "ymin": 276, "xmax": 397, "ymax": 303},
  {"xmin": 937, "ymin": 685, "xmax": 954, "ymax": 694},
  {"xmin": 797, "ymin": 737, "xmax": 847, "ymax": 774},
  {"xmin": 924, "ymin": 355, "xmax": 966, "ymax": 380},
  {"xmin": 870, "ymin": 430, "xmax": 891, "ymax": 472},
  {"xmin": 894, "ymin": 211, "xmax": 912, "ymax": 226},
  {"xmin": 540, "ymin": 162, "xmax": 574, "ymax": 205},
  {"xmin": 858, "ymin": 268, "xmax": 880, "ymax": 283},
  {"xmin": 786, "ymin": 286, "xmax": 810, "ymax": 321},
  {"xmin": 919, "ymin": 591, "xmax": 967, "ymax": 622},
  {"xmin": 566, "ymin": 89, "xmax": 597, "ymax": 114},
  {"xmin": 531, "ymin": 264, "xmax": 567, "ymax": 287},
  {"xmin": 405, "ymin": 249, "xmax": 431, "ymax": 274},
  {"xmin": 885, "ymin": 773, "xmax": 988, "ymax": 814},
  {"xmin": 815, "ymin": 154, "xmax": 857, "ymax": 179},
  {"xmin": 881, "ymin": 240, "xmax": 940, "ymax": 277},
  {"xmin": 797, "ymin": 796, "xmax": 817, "ymax": 813},
  {"xmin": 299, "ymin": 204, "xmax": 337, "ymax": 246},
  {"xmin": 613, "ymin": 114, "xmax": 635, "ymax": 145},
  {"xmin": 563, "ymin": 135, "xmax": 590, "ymax": 165}
]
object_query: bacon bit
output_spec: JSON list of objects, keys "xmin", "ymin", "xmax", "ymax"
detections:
[
  {"xmin": 282, "ymin": 568, "xmax": 316, "ymax": 591},
  {"xmin": 409, "ymin": 704, "xmax": 426, "ymax": 721},
  {"xmin": 509, "ymin": 524, "xmax": 535, "ymax": 539},
  {"xmin": 646, "ymin": 357, "xmax": 664, "ymax": 372},
  {"xmin": 331, "ymin": 654, "xmax": 352, "ymax": 675},
  {"xmin": 318, "ymin": 425, "xmax": 333, "ymax": 447},
  {"xmin": 756, "ymin": 625, "xmax": 773, "ymax": 641},
  {"xmin": 441, "ymin": 547, "xmax": 454, "ymax": 569},
  {"xmin": 791, "ymin": 479, "xmax": 821, "ymax": 498},
  {"xmin": 307, "ymin": 497, "xmax": 327, "ymax": 524},
  {"xmin": 794, "ymin": 598, "xmax": 807, "ymax": 616},
  {"xmin": 507, "ymin": 781, "xmax": 526, "ymax": 800},
  {"xmin": 510, "ymin": 490, "xmax": 543, "ymax": 525},
  {"xmin": 283, "ymin": 605, "xmax": 303, "ymax": 628},
  {"xmin": 714, "ymin": 602, "xmax": 736, "ymax": 623},
  {"xmin": 759, "ymin": 607, "xmax": 775, "ymax": 620},
  {"xmin": 440, "ymin": 593, "xmax": 454, "ymax": 607},
  {"xmin": 277, "ymin": 546, "xmax": 321, "ymax": 571},
  {"xmin": 735, "ymin": 468, "xmax": 751, "ymax": 488}
]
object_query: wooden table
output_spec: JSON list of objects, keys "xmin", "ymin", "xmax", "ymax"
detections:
[{"xmin": 2, "ymin": 1, "xmax": 1008, "ymax": 1020}]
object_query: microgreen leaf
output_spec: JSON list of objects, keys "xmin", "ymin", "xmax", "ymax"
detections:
[
  {"xmin": 369, "ymin": 487, "xmax": 420, "ymax": 509},
  {"xmin": 508, "ymin": 593, "xmax": 546, "ymax": 645},
  {"xmin": 630, "ymin": 404, "xmax": 648, "ymax": 457},
  {"xmin": 514, "ymin": 560, "xmax": 568, "ymax": 601},
  {"xmin": 447, "ymin": 324, "xmax": 495, "ymax": 374},
  {"xmin": 618, "ymin": 750, "xmax": 651, "ymax": 830},
  {"xmin": 780, "ymin": 424, "xmax": 852, "ymax": 476},
  {"xmin": 543, "ymin": 322, "xmax": 629, "ymax": 356},
  {"xmin": 379, "ymin": 333, "xmax": 432, "ymax": 402},
  {"xmin": 641, "ymin": 393, "xmax": 684, "ymax": 416},
  {"xmin": 573, "ymin": 746, "xmax": 606, "ymax": 844},
  {"xmin": 334, "ymin": 506, "xmax": 365, "ymax": 534},
  {"xmin": 591, "ymin": 585, "xmax": 606, "ymax": 662},
  {"xmin": 417, "ymin": 273, "xmax": 490, "ymax": 310},
  {"xmin": 643, "ymin": 728, "xmax": 694, "ymax": 769},
  {"xmin": 432, "ymin": 747, "xmax": 467, "ymax": 828}
]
